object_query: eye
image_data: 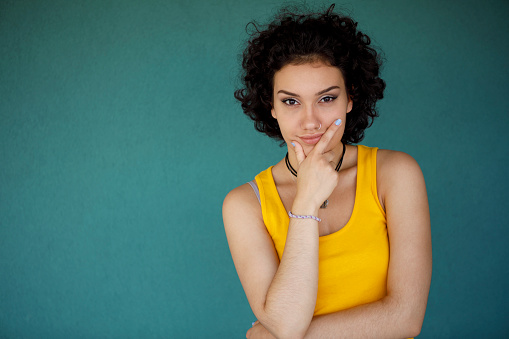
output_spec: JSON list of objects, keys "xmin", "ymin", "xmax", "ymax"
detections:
[
  {"xmin": 320, "ymin": 95, "xmax": 337, "ymax": 103},
  {"xmin": 282, "ymin": 98, "xmax": 299, "ymax": 106}
]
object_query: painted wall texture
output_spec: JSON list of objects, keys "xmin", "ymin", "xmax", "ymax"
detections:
[{"xmin": 1, "ymin": 0, "xmax": 508, "ymax": 337}]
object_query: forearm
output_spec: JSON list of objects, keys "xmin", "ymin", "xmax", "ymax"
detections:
[
  {"xmin": 304, "ymin": 296, "xmax": 423, "ymax": 339},
  {"xmin": 260, "ymin": 202, "xmax": 320, "ymax": 338}
]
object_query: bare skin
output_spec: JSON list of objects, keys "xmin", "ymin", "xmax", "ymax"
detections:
[{"xmin": 223, "ymin": 62, "xmax": 431, "ymax": 338}]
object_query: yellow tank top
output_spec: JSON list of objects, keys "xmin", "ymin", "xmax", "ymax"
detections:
[{"xmin": 255, "ymin": 145, "xmax": 389, "ymax": 316}]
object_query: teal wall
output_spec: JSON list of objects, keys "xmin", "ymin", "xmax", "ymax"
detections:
[{"xmin": 1, "ymin": 0, "xmax": 508, "ymax": 337}]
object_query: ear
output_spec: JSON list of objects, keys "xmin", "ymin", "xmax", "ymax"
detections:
[
  {"xmin": 271, "ymin": 106, "xmax": 277, "ymax": 119},
  {"xmin": 346, "ymin": 96, "xmax": 353, "ymax": 114}
]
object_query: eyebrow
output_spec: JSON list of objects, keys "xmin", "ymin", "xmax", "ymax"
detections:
[{"xmin": 277, "ymin": 86, "xmax": 340, "ymax": 97}]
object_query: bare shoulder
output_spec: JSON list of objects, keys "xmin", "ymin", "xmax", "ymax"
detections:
[
  {"xmin": 376, "ymin": 149, "xmax": 427, "ymax": 208},
  {"xmin": 377, "ymin": 149, "xmax": 425, "ymax": 184},
  {"xmin": 222, "ymin": 182, "xmax": 263, "ymax": 233},
  {"xmin": 377, "ymin": 149, "xmax": 423, "ymax": 174}
]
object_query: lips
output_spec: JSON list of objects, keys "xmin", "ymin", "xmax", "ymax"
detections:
[{"xmin": 299, "ymin": 133, "xmax": 323, "ymax": 145}]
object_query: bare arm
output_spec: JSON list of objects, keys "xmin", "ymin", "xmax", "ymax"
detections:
[
  {"xmin": 224, "ymin": 187, "xmax": 319, "ymax": 338},
  {"xmin": 224, "ymin": 121, "xmax": 344, "ymax": 338}
]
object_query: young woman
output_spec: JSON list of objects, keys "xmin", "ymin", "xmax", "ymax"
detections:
[{"xmin": 223, "ymin": 5, "xmax": 431, "ymax": 338}]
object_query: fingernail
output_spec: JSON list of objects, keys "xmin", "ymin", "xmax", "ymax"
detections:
[
  {"xmin": 252, "ymin": 321, "xmax": 256, "ymax": 326},
  {"xmin": 291, "ymin": 142, "xmax": 296, "ymax": 147},
  {"xmin": 335, "ymin": 119, "xmax": 342, "ymax": 126}
]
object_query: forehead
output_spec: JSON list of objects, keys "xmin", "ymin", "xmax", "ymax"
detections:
[{"xmin": 273, "ymin": 62, "xmax": 346, "ymax": 93}]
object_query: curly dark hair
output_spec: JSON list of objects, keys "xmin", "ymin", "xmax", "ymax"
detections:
[{"xmin": 234, "ymin": 4, "xmax": 386, "ymax": 145}]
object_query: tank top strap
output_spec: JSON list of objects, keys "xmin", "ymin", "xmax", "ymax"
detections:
[
  {"xmin": 356, "ymin": 145, "xmax": 386, "ymax": 217},
  {"xmin": 247, "ymin": 180, "xmax": 261, "ymax": 204}
]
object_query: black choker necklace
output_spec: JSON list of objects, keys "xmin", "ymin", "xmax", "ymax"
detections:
[{"xmin": 285, "ymin": 142, "xmax": 346, "ymax": 209}]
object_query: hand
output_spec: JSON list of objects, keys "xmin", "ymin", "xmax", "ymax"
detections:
[
  {"xmin": 246, "ymin": 321, "xmax": 276, "ymax": 339},
  {"xmin": 292, "ymin": 119, "xmax": 343, "ymax": 210}
]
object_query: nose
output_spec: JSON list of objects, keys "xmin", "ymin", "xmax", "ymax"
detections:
[{"xmin": 300, "ymin": 104, "xmax": 321, "ymax": 131}]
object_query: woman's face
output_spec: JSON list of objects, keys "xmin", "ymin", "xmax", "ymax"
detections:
[{"xmin": 271, "ymin": 61, "xmax": 353, "ymax": 156}]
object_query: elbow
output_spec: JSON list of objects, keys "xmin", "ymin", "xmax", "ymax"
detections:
[
  {"xmin": 390, "ymin": 314, "xmax": 423, "ymax": 338},
  {"xmin": 385, "ymin": 296, "xmax": 426, "ymax": 338},
  {"xmin": 405, "ymin": 320, "xmax": 423, "ymax": 338},
  {"xmin": 400, "ymin": 304, "xmax": 426, "ymax": 338}
]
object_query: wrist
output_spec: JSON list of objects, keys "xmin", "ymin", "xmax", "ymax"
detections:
[
  {"xmin": 291, "ymin": 197, "xmax": 320, "ymax": 216},
  {"xmin": 288, "ymin": 210, "xmax": 321, "ymax": 222}
]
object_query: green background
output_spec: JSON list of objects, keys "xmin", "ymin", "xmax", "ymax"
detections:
[{"xmin": 1, "ymin": 0, "xmax": 508, "ymax": 337}]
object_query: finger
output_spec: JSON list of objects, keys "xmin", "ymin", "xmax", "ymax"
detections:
[
  {"xmin": 312, "ymin": 118, "xmax": 342, "ymax": 154},
  {"xmin": 292, "ymin": 141, "xmax": 306, "ymax": 165}
]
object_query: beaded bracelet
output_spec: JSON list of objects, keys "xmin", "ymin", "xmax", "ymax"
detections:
[{"xmin": 288, "ymin": 211, "xmax": 321, "ymax": 222}]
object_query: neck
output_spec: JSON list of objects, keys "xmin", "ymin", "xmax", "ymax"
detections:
[{"xmin": 285, "ymin": 142, "xmax": 346, "ymax": 176}]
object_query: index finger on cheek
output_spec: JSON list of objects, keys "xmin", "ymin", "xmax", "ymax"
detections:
[{"xmin": 314, "ymin": 118, "xmax": 342, "ymax": 153}]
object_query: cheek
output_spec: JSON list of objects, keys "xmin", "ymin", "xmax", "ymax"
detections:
[
  {"xmin": 321, "ymin": 104, "xmax": 347, "ymax": 120},
  {"xmin": 278, "ymin": 122, "xmax": 293, "ymax": 140},
  {"xmin": 277, "ymin": 119, "xmax": 301, "ymax": 144}
]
